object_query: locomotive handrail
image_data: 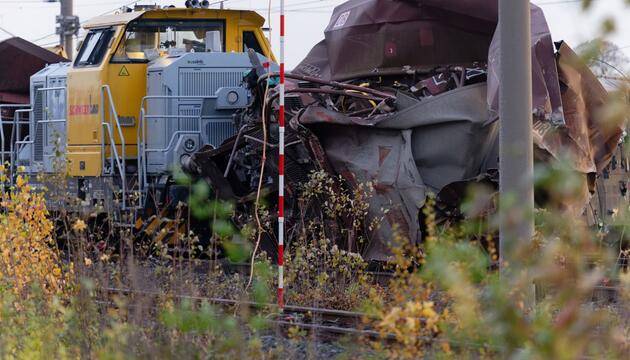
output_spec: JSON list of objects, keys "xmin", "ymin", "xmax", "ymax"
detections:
[
  {"xmin": 101, "ymin": 85, "xmax": 127, "ymax": 210},
  {"xmin": 0, "ymin": 104, "xmax": 30, "ymax": 166},
  {"xmin": 138, "ymin": 107, "xmax": 147, "ymax": 200},
  {"xmin": 137, "ymin": 95, "xmax": 218, "ymax": 206},
  {"xmin": 144, "ymin": 130, "xmax": 202, "ymax": 154},
  {"xmin": 12, "ymin": 120, "xmax": 66, "ymax": 153},
  {"xmin": 13, "ymin": 120, "xmax": 67, "ymax": 146},
  {"xmin": 15, "ymin": 135, "xmax": 31, "ymax": 157},
  {"xmin": 0, "ymin": 86, "xmax": 67, "ymax": 183},
  {"xmin": 10, "ymin": 109, "xmax": 31, "ymax": 183}
]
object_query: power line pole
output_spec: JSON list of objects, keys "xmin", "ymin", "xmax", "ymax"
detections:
[
  {"xmin": 55, "ymin": 0, "xmax": 79, "ymax": 59},
  {"xmin": 498, "ymin": 0, "xmax": 534, "ymax": 304}
]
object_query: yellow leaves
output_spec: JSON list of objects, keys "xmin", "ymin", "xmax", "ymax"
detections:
[
  {"xmin": 374, "ymin": 299, "xmax": 444, "ymax": 359},
  {"xmin": 84, "ymin": 258, "xmax": 93, "ymax": 267},
  {"xmin": 380, "ymin": 306, "xmax": 402, "ymax": 330},
  {"xmin": 72, "ymin": 219, "xmax": 87, "ymax": 232},
  {"xmin": 421, "ymin": 302, "xmax": 437, "ymax": 318},
  {"xmin": 0, "ymin": 174, "xmax": 68, "ymax": 299},
  {"xmin": 379, "ymin": 301, "xmax": 440, "ymax": 334},
  {"xmin": 15, "ymin": 175, "xmax": 26, "ymax": 188},
  {"xmin": 441, "ymin": 341, "xmax": 452, "ymax": 354}
]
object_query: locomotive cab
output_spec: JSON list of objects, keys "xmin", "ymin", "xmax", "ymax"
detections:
[
  {"xmin": 67, "ymin": 8, "xmax": 274, "ymax": 178},
  {"xmin": 8, "ymin": 6, "xmax": 275, "ymax": 216}
]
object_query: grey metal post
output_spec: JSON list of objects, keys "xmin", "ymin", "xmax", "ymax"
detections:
[
  {"xmin": 498, "ymin": 0, "xmax": 534, "ymax": 280},
  {"xmin": 60, "ymin": 0, "xmax": 73, "ymax": 59}
]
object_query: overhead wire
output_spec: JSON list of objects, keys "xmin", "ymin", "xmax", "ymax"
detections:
[
  {"xmin": 32, "ymin": 33, "xmax": 58, "ymax": 43},
  {"xmin": 0, "ymin": 26, "xmax": 16, "ymax": 37},
  {"xmin": 593, "ymin": 58, "xmax": 630, "ymax": 80}
]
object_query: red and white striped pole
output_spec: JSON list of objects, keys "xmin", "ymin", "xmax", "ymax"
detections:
[{"xmin": 277, "ymin": 0, "xmax": 286, "ymax": 310}]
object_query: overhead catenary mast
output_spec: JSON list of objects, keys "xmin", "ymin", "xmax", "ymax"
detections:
[
  {"xmin": 47, "ymin": 0, "xmax": 79, "ymax": 59},
  {"xmin": 498, "ymin": 0, "xmax": 535, "ymax": 306}
]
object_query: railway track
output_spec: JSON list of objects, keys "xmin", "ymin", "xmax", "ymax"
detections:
[{"xmin": 97, "ymin": 287, "xmax": 403, "ymax": 341}]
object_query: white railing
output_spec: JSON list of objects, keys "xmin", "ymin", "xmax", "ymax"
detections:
[
  {"xmin": 137, "ymin": 95, "xmax": 217, "ymax": 205},
  {"xmin": 101, "ymin": 85, "xmax": 127, "ymax": 210},
  {"xmin": 12, "ymin": 87, "xmax": 67, "ymax": 170},
  {"xmin": 0, "ymin": 104, "xmax": 30, "ymax": 166},
  {"xmin": 0, "ymin": 86, "xmax": 66, "ymax": 184}
]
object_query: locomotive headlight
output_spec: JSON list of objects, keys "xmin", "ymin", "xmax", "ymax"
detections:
[
  {"xmin": 227, "ymin": 91, "xmax": 239, "ymax": 105},
  {"xmin": 184, "ymin": 138, "xmax": 196, "ymax": 152}
]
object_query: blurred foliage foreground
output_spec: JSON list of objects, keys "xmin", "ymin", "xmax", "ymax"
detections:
[{"xmin": 2, "ymin": 161, "xmax": 630, "ymax": 360}]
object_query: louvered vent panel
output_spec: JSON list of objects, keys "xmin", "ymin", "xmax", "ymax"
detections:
[
  {"xmin": 179, "ymin": 70, "xmax": 243, "ymax": 96},
  {"xmin": 205, "ymin": 121, "xmax": 236, "ymax": 148},
  {"xmin": 178, "ymin": 105, "xmax": 201, "ymax": 131},
  {"xmin": 33, "ymin": 84, "xmax": 44, "ymax": 162}
]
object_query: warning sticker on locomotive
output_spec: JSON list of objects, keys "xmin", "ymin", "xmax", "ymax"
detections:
[{"xmin": 119, "ymin": 66, "xmax": 130, "ymax": 76}]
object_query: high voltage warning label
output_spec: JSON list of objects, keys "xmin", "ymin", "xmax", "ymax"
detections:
[{"xmin": 119, "ymin": 66, "xmax": 130, "ymax": 76}]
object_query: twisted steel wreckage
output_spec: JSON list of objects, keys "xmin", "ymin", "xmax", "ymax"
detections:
[
  {"xmin": 184, "ymin": 0, "xmax": 626, "ymax": 260},
  {"xmin": 1, "ymin": 0, "xmax": 625, "ymax": 260}
]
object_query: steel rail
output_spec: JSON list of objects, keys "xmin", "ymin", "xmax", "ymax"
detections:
[
  {"xmin": 101, "ymin": 286, "xmax": 369, "ymax": 319},
  {"xmin": 97, "ymin": 287, "xmax": 455, "ymax": 345}
]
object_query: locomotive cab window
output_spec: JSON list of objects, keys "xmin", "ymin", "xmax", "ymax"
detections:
[
  {"xmin": 75, "ymin": 28, "xmax": 115, "ymax": 67},
  {"xmin": 112, "ymin": 19, "xmax": 225, "ymax": 63},
  {"xmin": 243, "ymin": 31, "xmax": 264, "ymax": 55}
]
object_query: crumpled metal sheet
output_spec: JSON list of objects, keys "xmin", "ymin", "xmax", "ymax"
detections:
[
  {"xmin": 298, "ymin": 84, "xmax": 494, "ymax": 259},
  {"xmin": 288, "ymin": 0, "xmax": 624, "ymax": 258},
  {"xmin": 295, "ymin": 1, "xmax": 583, "ymax": 167},
  {"xmin": 487, "ymin": 4, "xmax": 564, "ymax": 126},
  {"xmin": 294, "ymin": 0, "xmax": 496, "ymax": 81},
  {"xmin": 310, "ymin": 125, "xmax": 425, "ymax": 261},
  {"xmin": 555, "ymin": 42, "xmax": 623, "ymax": 173},
  {"xmin": 295, "ymin": 0, "xmax": 623, "ymax": 174},
  {"xmin": 185, "ymin": 0, "xmax": 624, "ymax": 262},
  {"xmin": 297, "ymin": 1, "xmax": 564, "ymax": 127}
]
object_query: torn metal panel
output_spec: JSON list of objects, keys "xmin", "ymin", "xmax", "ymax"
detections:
[
  {"xmin": 487, "ymin": 4, "xmax": 564, "ymax": 126},
  {"xmin": 556, "ymin": 42, "xmax": 623, "ymax": 173},
  {"xmin": 309, "ymin": 125, "xmax": 425, "ymax": 261},
  {"xmin": 297, "ymin": 83, "xmax": 494, "ymax": 256},
  {"xmin": 295, "ymin": 0, "xmax": 496, "ymax": 81},
  {"xmin": 297, "ymin": 1, "xmax": 565, "ymax": 131},
  {"xmin": 300, "ymin": 83, "xmax": 495, "ymax": 192}
]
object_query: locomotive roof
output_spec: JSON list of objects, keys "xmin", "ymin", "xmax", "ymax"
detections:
[{"xmin": 83, "ymin": 8, "xmax": 265, "ymax": 29}]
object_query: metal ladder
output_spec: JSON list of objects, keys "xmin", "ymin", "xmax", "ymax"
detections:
[{"xmin": 101, "ymin": 85, "xmax": 130, "ymax": 212}]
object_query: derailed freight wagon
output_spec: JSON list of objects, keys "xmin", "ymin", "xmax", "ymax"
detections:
[{"xmin": 185, "ymin": 0, "xmax": 627, "ymax": 260}]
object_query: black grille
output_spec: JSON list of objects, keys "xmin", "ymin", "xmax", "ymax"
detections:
[
  {"xmin": 285, "ymin": 96, "xmax": 303, "ymax": 110},
  {"xmin": 33, "ymin": 85, "xmax": 44, "ymax": 162}
]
